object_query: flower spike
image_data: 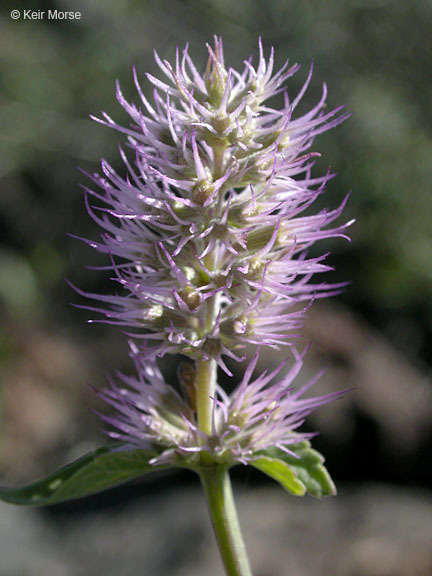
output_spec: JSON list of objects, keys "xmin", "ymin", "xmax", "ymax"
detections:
[{"xmin": 80, "ymin": 39, "xmax": 351, "ymax": 368}]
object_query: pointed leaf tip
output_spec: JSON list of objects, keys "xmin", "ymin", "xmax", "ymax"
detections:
[{"xmin": 0, "ymin": 446, "xmax": 169, "ymax": 506}]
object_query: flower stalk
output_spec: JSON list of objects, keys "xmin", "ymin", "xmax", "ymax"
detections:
[
  {"xmin": 196, "ymin": 357, "xmax": 217, "ymax": 436},
  {"xmin": 200, "ymin": 466, "xmax": 252, "ymax": 576}
]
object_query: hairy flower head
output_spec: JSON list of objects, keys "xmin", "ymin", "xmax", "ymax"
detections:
[
  {"xmin": 97, "ymin": 342, "xmax": 344, "ymax": 467},
  {"xmin": 76, "ymin": 37, "xmax": 352, "ymax": 371}
]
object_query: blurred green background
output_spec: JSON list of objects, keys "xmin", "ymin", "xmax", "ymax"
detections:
[{"xmin": 1, "ymin": 1, "xmax": 432, "ymax": 575}]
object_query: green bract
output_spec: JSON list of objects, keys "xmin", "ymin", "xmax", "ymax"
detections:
[{"xmin": 253, "ymin": 441, "xmax": 337, "ymax": 498}]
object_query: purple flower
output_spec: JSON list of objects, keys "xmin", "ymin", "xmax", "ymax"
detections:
[
  {"xmin": 97, "ymin": 342, "xmax": 344, "ymax": 467},
  {"xmin": 76, "ymin": 37, "xmax": 351, "ymax": 371}
]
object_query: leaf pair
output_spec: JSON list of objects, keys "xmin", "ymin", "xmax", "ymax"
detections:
[{"xmin": 0, "ymin": 441, "xmax": 335, "ymax": 506}]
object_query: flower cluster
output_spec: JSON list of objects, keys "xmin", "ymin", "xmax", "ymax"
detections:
[
  {"xmin": 78, "ymin": 37, "xmax": 351, "ymax": 371},
  {"xmin": 97, "ymin": 342, "xmax": 344, "ymax": 467},
  {"xmin": 78, "ymin": 38, "xmax": 350, "ymax": 465}
]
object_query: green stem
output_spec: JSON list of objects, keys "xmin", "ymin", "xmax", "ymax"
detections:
[
  {"xmin": 200, "ymin": 466, "xmax": 253, "ymax": 576},
  {"xmin": 194, "ymin": 121, "xmax": 251, "ymax": 575},
  {"xmin": 196, "ymin": 358, "xmax": 217, "ymax": 436},
  {"xmin": 213, "ymin": 146, "xmax": 225, "ymax": 180}
]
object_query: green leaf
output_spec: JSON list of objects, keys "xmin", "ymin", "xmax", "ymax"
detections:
[
  {"xmin": 251, "ymin": 441, "xmax": 337, "ymax": 498},
  {"xmin": 250, "ymin": 456, "xmax": 306, "ymax": 495},
  {"xmin": 0, "ymin": 446, "xmax": 168, "ymax": 506}
]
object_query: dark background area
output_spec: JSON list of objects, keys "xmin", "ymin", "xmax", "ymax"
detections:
[{"xmin": 1, "ymin": 1, "xmax": 431, "ymax": 575}]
